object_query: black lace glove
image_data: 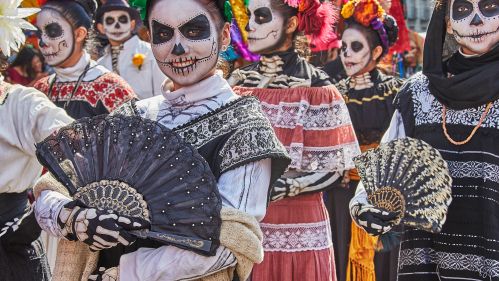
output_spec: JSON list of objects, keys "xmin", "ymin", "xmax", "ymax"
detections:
[
  {"xmin": 57, "ymin": 200, "xmax": 150, "ymax": 251},
  {"xmin": 88, "ymin": 266, "xmax": 119, "ymax": 281},
  {"xmin": 352, "ymin": 203, "xmax": 396, "ymax": 236}
]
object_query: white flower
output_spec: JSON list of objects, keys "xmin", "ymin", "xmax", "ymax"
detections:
[{"xmin": 0, "ymin": 0, "xmax": 40, "ymax": 57}]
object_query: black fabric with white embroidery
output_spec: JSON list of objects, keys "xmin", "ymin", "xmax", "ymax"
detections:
[{"xmin": 396, "ymin": 72, "xmax": 499, "ymax": 280}]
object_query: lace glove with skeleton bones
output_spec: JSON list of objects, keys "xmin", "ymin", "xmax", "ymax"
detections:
[
  {"xmin": 57, "ymin": 199, "xmax": 150, "ymax": 251},
  {"xmin": 351, "ymin": 202, "xmax": 396, "ymax": 236},
  {"xmin": 88, "ymin": 266, "xmax": 119, "ymax": 281},
  {"xmin": 270, "ymin": 172, "xmax": 342, "ymax": 202}
]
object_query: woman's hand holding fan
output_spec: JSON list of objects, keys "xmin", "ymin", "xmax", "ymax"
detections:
[
  {"xmin": 57, "ymin": 199, "xmax": 150, "ymax": 251},
  {"xmin": 352, "ymin": 137, "xmax": 453, "ymax": 250}
]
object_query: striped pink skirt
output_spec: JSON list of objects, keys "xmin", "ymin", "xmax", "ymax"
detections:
[{"xmin": 252, "ymin": 193, "xmax": 337, "ymax": 281}]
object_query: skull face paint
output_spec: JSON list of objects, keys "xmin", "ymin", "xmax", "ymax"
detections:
[
  {"xmin": 37, "ymin": 8, "xmax": 74, "ymax": 67},
  {"xmin": 341, "ymin": 28, "xmax": 372, "ymax": 76},
  {"xmin": 149, "ymin": 0, "xmax": 220, "ymax": 87},
  {"xmin": 450, "ymin": 0, "xmax": 499, "ymax": 54},
  {"xmin": 246, "ymin": 0, "xmax": 287, "ymax": 54},
  {"xmin": 103, "ymin": 11, "xmax": 132, "ymax": 42}
]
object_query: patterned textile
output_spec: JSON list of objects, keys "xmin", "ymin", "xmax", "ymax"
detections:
[
  {"xmin": 228, "ymin": 47, "xmax": 331, "ymax": 89},
  {"xmin": 34, "ymin": 73, "xmax": 135, "ymax": 119},
  {"xmin": 260, "ymin": 220, "xmax": 332, "ymax": 252},
  {"xmin": 233, "ymin": 85, "xmax": 359, "ymax": 173},
  {"xmin": 396, "ymin": 72, "xmax": 499, "ymax": 280}
]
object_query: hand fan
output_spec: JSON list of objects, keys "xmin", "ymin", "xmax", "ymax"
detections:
[
  {"xmin": 35, "ymin": 114, "xmax": 222, "ymax": 256},
  {"xmin": 353, "ymin": 137, "xmax": 453, "ymax": 234}
]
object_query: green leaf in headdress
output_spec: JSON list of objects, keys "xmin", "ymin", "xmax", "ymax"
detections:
[
  {"xmin": 243, "ymin": 0, "xmax": 249, "ymax": 7},
  {"xmin": 224, "ymin": 0, "xmax": 233, "ymax": 23},
  {"xmin": 129, "ymin": 0, "xmax": 147, "ymax": 20}
]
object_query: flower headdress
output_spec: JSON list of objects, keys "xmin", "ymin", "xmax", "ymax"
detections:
[
  {"xmin": 0, "ymin": 0, "xmax": 40, "ymax": 56},
  {"xmin": 285, "ymin": 0, "xmax": 339, "ymax": 47},
  {"xmin": 341, "ymin": 0, "xmax": 390, "ymax": 55}
]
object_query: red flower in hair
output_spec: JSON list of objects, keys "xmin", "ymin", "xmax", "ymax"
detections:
[
  {"xmin": 353, "ymin": 0, "xmax": 380, "ymax": 26},
  {"xmin": 298, "ymin": 2, "xmax": 322, "ymax": 35}
]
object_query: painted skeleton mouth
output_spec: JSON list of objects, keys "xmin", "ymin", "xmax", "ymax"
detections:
[
  {"xmin": 157, "ymin": 41, "xmax": 216, "ymax": 75},
  {"xmin": 453, "ymin": 27, "xmax": 499, "ymax": 42},
  {"xmin": 41, "ymin": 40, "xmax": 66, "ymax": 59},
  {"xmin": 247, "ymin": 30, "xmax": 279, "ymax": 42},
  {"xmin": 110, "ymin": 31, "xmax": 126, "ymax": 36}
]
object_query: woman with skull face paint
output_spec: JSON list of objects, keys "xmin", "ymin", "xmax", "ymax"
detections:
[
  {"xmin": 229, "ymin": 1, "xmax": 361, "ymax": 280},
  {"xmin": 329, "ymin": 1, "xmax": 403, "ymax": 281},
  {"xmin": 34, "ymin": 0, "xmax": 136, "ymax": 120},
  {"xmin": 349, "ymin": 0, "xmax": 499, "ymax": 280},
  {"xmin": 33, "ymin": 0, "xmax": 290, "ymax": 280}
]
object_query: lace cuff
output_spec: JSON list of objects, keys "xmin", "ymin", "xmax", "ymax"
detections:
[{"xmin": 35, "ymin": 190, "xmax": 71, "ymax": 239}]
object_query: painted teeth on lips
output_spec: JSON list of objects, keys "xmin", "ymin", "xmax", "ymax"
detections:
[{"xmin": 170, "ymin": 59, "xmax": 196, "ymax": 68}]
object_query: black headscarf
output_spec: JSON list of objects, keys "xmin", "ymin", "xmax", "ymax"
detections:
[{"xmin": 423, "ymin": 4, "xmax": 499, "ymax": 110}]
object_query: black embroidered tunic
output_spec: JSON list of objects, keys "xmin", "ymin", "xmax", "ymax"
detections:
[{"xmin": 395, "ymin": 72, "xmax": 499, "ymax": 280}]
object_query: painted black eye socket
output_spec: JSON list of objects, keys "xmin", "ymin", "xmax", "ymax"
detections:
[
  {"xmin": 105, "ymin": 17, "xmax": 115, "ymax": 25},
  {"xmin": 178, "ymin": 14, "xmax": 211, "ymax": 40},
  {"xmin": 118, "ymin": 15, "xmax": 129, "ymax": 24},
  {"xmin": 45, "ymin": 22, "xmax": 62, "ymax": 38},
  {"xmin": 253, "ymin": 7, "xmax": 273, "ymax": 24},
  {"xmin": 151, "ymin": 20, "xmax": 174, "ymax": 44},
  {"xmin": 351, "ymin": 41, "xmax": 364, "ymax": 52},
  {"xmin": 452, "ymin": 0, "xmax": 473, "ymax": 20},
  {"xmin": 479, "ymin": 0, "xmax": 499, "ymax": 17}
]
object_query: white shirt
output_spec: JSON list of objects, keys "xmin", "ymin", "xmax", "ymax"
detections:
[
  {"xmin": 98, "ymin": 35, "xmax": 166, "ymax": 100},
  {"xmin": 0, "ymin": 78, "xmax": 73, "ymax": 193},
  {"xmin": 35, "ymin": 71, "xmax": 272, "ymax": 280},
  {"xmin": 51, "ymin": 51, "xmax": 110, "ymax": 83}
]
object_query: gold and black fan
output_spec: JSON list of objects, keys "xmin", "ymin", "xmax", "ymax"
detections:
[
  {"xmin": 36, "ymin": 114, "xmax": 222, "ymax": 256},
  {"xmin": 354, "ymin": 137, "xmax": 453, "ymax": 234}
]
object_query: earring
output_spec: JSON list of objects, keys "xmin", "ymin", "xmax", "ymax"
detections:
[{"xmin": 221, "ymin": 45, "xmax": 227, "ymax": 52}]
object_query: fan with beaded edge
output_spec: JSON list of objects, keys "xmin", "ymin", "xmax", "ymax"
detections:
[
  {"xmin": 353, "ymin": 137, "xmax": 453, "ymax": 234},
  {"xmin": 35, "ymin": 114, "xmax": 222, "ymax": 256}
]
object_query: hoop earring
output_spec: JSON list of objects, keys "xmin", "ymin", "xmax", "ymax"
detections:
[{"xmin": 221, "ymin": 45, "xmax": 227, "ymax": 52}]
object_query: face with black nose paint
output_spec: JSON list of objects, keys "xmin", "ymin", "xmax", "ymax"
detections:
[
  {"xmin": 149, "ymin": 0, "xmax": 219, "ymax": 87},
  {"xmin": 103, "ymin": 11, "xmax": 132, "ymax": 42},
  {"xmin": 341, "ymin": 28, "xmax": 372, "ymax": 76},
  {"xmin": 246, "ymin": 0, "xmax": 287, "ymax": 54},
  {"xmin": 36, "ymin": 8, "xmax": 74, "ymax": 67},
  {"xmin": 449, "ymin": 0, "xmax": 499, "ymax": 54}
]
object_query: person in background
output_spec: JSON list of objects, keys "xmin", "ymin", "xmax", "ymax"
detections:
[
  {"xmin": 6, "ymin": 47, "xmax": 49, "ymax": 87},
  {"xmin": 400, "ymin": 31, "xmax": 423, "ymax": 78},
  {"xmin": 34, "ymin": 0, "xmax": 136, "ymax": 120},
  {"xmin": 0, "ymin": 2, "xmax": 73, "ymax": 280},
  {"xmin": 96, "ymin": 0, "xmax": 166, "ymax": 100},
  {"xmin": 229, "ymin": 0, "xmax": 361, "ymax": 280},
  {"xmin": 350, "ymin": 0, "xmax": 499, "ymax": 279},
  {"xmin": 327, "ymin": 1, "xmax": 404, "ymax": 280}
]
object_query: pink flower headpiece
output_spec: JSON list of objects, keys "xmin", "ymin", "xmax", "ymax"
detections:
[{"xmin": 284, "ymin": 0, "xmax": 340, "ymax": 47}]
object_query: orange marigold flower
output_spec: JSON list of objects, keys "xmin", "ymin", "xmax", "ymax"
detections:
[
  {"xmin": 132, "ymin": 53, "xmax": 145, "ymax": 70},
  {"xmin": 341, "ymin": 1, "xmax": 355, "ymax": 19},
  {"xmin": 353, "ymin": 0, "xmax": 380, "ymax": 26}
]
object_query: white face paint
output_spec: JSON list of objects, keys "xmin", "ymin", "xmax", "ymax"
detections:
[
  {"xmin": 37, "ymin": 9, "xmax": 74, "ymax": 67},
  {"xmin": 103, "ymin": 10, "xmax": 132, "ymax": 42},
  {"xmin": 246, "ymin": 0, "xmax": 286, "ymax": 54},
  {"xmin": 341, "ymin": 28, "xmax": 372, "ymax": 76},
  {"xmin": 149, "ymin": 0, "xmax": 220, "ymax": 87},
  {"xmin": 450, "ymin": 0, "xmax": 499, "ymax": 54}
]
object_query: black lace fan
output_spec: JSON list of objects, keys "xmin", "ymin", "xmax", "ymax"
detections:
[
  {"xmin": 35, "ymin": 114, "xmax": 222, "ymax": 256},
  {"xmin": 354, "ymin": 137, "xmax": 453, "ymax": 234}
]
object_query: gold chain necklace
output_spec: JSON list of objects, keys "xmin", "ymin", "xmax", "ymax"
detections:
[{"xmin": 442, "ymin": 102, "xmax": 492, "ymax": 145}]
